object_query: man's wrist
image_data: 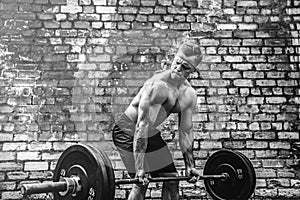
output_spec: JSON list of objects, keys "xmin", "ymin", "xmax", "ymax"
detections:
[
  {"xmin": 186, "ymin": 163, "xmax": 195, "ymax": 169},
  {"xmin": 136, "ymin": 169, "xmax": 145, "ymax": 176},
  {"xmin": 186, "ymin": 166, "xmax": 196, "ymax": 171}
]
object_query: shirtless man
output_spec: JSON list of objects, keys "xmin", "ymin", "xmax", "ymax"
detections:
[{"xmin": 113, "ymin": 41, "xmax": 202, "ymax": 200}]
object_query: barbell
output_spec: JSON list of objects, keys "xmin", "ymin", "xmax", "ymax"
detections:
[{"xmin": 21, "ymin": 144, "xmax": 256, "ymax": 200}]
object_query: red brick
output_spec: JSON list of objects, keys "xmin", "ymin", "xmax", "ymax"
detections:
[
  {"xmin": 1, "ymin": 191, "xmax": 23, "ymax": 199},
  {"xmin": 246, "ymin": 140, "xmax": 268, "ymax": 149},
  {"xmin": 278, "ymin": 188, "xmax": 300, "ymax": 197},
  {"xmin": 278, "ymin": 132, "xmax": 299, "ymax": 140},
  {"xmin": 270, "ymin": 142, "xmax": 291, "ymax": 149},
  {"xmin": 256, "ymin": 168, "xmax": 277, "ymax": 178},
  {"xmin": 0, "ymin": 152, "xmax": 15, "ymax": 161},
  {"xmin": 233, "ymin": 79, "xmax": 253, "ymax": 87},
  {"xmin": 223, "ymin": 141, "xmax": 246, "ymax": 149},
  {"xmin": 50, "ymin": 0, "xmax": 67, "ymax": 4},
  {"xmin": 266, "ymin": 97, "xmax": 287, "ymax": 104},
  {"xmin": 3, "ymin": 143, "xmax": 27, "ymax": 151},
  {"xmin": 7, "ymin": 171, "xmax": 29, "ymax": 180},
  {"xmin": 255, "ymin": 150, "xmax": 278, "ymax": 158},
  {"xmin": 29, "ymin": 171, "xmax": 53, "ymax": 179},
  {"xmin": 17, "ymin": 152, "xmax": 41, "ymax": 160},
  {"xmin": 237, "ymin": 1, "xmax": 257, "ymax": 7},
  {"xmin": 0, "ymin": 162, "xmax": 23, "ymax": 171},
  {"xmin": 217, "ymin": 24, "xmax": 237, "ymax": 30},
  {"xmin": 238, "ymin": 23, "xmax": 257, "ymax": 30},
  {"xmin": 24, "ymin": 161, "xmax": 49, "ymax": 171},
  {"xmin": 255, "ymin": 188, "xmax": 278, "ymax": 197}
]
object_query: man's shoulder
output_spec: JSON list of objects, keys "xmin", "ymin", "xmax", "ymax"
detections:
[
  {"xmin": 182, "ymin": 81, "xmax": 196, "ymax": 94},
  {"xmin": 142, "ymin": 74, "xmax": 169, "ymax": 95},
  {"xmin": 179, "ymin": 84, "xmax": 197, "ymax": 106},
  {"xmin": 143, "ymin": 79, "xmax": 169, "ymax": 94},
  {"xmin": 151, "ymin": 69, "xmax": 171, "ymax": 79}
]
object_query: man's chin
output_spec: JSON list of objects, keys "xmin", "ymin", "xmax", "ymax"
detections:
[{"xmin": 171, "ymin": 71, "xmax": 180, "ymax": 77}]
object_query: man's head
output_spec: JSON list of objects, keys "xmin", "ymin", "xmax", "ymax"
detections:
[{"xmin": 170, "ymin": 41, "xmax": 202, "ymax": 79}]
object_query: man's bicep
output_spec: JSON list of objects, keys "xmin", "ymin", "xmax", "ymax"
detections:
[
  {"xmin": 137, "ymin": 91, "xmax": 151, "ymax": 123},
  {"xmin": 179, "ymin": 92, "xmax": 197, "ymax": 130},
  {"xmin": 179, "ymin": 107, "xmax": 194, "ymax": 131},
  {"xmin": 137, "ymin": 85, "xmax": 161, "ymax": 121},
  {"xmin": 137, "ymin": 83, "xmax": 167, "ymax": 122}
]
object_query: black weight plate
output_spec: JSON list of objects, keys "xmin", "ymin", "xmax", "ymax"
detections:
[
  {"xmin": 98, "ymin": 148, "xmax": 115, "ymax": 200},
  {"xmin": 86, "ymin": 145, "xmax": 110, "ymax": 200},
  {"xmin": 88, "ymin": 145, "xmax": 115, "ymax": 200},
  {"xmin": 235, "ymin": 151, "xmax": 256, "ymax": 199},
  {"xmin": 203, "ymin": 149, "xmax": 255, "ymax": 200},
  {"xmin": 53, "ymin": 144, "xmax": 106, "ymax": 200}
]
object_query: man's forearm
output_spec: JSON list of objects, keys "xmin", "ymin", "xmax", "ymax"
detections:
[
  {"xmin": 179, "ymin": 129, "xmax": 195, "ymax": 169},
  {"xmin": 133, "ymin": 137, "xmax": 147, "ymax": 172},
  {"xmin": 133, "ymin": 123, "xmax": 149, "ymax": 172}
]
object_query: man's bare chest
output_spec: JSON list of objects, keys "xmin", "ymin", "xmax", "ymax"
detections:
[{"xmin": 162, "ymin": 89, "xmax": 188, "ymax": 113}]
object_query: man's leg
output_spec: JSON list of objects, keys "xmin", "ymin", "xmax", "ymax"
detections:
[
  {"xmin": 113, "ymin": 124, "xmax": 147, "ymax": 200},
  {"xmin": 146, "ymin": 134, "xmax": 180, "ymax": 200},
  {"xmin": 128, "ymin": 183, "xmax": 148, "ymax": 200},
  {"xmin": 159, "ymin": 172, "xmax": 180, "ymax": 200},
  {"xmin": 162, "ymin": 181, "xmax": 179, "ymax": 200}
]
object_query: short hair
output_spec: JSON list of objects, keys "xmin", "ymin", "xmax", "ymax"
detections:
[{"xmin": 175, "ymin": 40, "xmax": 202, "ymax": 70}]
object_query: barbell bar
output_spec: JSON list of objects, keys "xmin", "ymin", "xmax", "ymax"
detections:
[
  {"xmin": 21, "ymin": 144, "xmax": 256, "ymax": 200},
  {"xmin": 21, "ymin": 174, "xmax": 228, "ymax": 195},
  {"xmin": 115, "ymin": 174, "xmax": 228, "ymax": 185}
]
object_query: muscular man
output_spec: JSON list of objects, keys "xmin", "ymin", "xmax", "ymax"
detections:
[{"xmin": 113, "ymin": 41, "xmax": 202, "ymax": 200}]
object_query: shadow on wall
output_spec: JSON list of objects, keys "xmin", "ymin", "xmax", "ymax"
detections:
[
  {"xmin": 66, "ymin": 28, "xmax": 186, "ymax": 153},
  {"xmin": 36, "ymin": 0, "xmax": 217, "ymax": 151}
]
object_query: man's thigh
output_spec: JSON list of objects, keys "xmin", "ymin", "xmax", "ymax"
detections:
[{"xmin": 145, "ymin": 136, "xmax": 177, "ymax": 177}]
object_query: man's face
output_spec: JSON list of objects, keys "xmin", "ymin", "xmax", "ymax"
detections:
[{"xmin": 170, "ymin": 56, "xmax": 195, "ymax": 79}]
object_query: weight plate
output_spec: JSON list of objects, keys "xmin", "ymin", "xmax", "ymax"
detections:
[
  {"xmin": 87, "ymin": 145, "xmax": 110, "ymax": 200},
  {"xmin": 98, "ymin": 148, "xmax": 115, "ymax": 200},
  {"xmin": 235, "ymin": 151, "xmax": 256, "ymax": 199},
  {"xmin": 53, "ymin": 144, "xmax": 105, "ymax": 200},
  {"xmin": 203, "ymin": 150, "xmax": 256, "ymax": 200},
  {"xmin": 88, "ymin": 145, "xmax": 115, "ymax": 200}
]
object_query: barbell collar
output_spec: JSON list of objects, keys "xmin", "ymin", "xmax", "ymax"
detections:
[
  {"xmin": 21, "ymin": 177, "xmax": 81, "ymax": 196},
  {"xmin": 21, "ymin": 181, "xmax": 67, "ymax": 196},
  {"xmin": 59, "ymin": 176, "xmax": 81, "ymax": 196}
]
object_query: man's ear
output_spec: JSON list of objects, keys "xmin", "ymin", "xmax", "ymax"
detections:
[
  {"xmin": 187, "ymin": 71, "xmax": 199, "ymax": 79},
  {"xmin": 161, "ymin": 59, "xmax": 172, "ymax": 70}
]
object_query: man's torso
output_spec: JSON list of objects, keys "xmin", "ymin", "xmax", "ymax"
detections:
[{"xmin": 124, "ymin": 70, "xmax": 196, "ymax": 128}]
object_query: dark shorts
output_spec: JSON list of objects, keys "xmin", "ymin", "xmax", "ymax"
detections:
[{"xmin": 112, "ymin": 113, "xmax": 177, "ymax": 178}]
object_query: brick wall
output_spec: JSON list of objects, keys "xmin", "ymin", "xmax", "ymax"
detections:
[{"xmin": 0, "ymin": 0, "xmax": 299, "ymax": 199}]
